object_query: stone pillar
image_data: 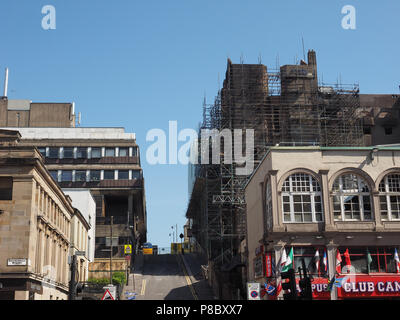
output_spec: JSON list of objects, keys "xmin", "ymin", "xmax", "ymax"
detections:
[
  {"xmin": 372, "ymin": 191, "xmax": 384, "ymax": 231},
  {"xmin": 319, "ymin": 170, "xmax": 335, "ymax": 231},
  {"xmin": 326, "ymin": 241, "xmax": 338, "ymax": 300},
  {"xmin": 269, "ymin": 170, "xmax": 284, "ymax": 232}
]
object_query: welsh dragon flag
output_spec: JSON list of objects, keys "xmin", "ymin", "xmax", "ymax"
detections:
[{"xmin": 281, "ymin": 247, "xmax": 294, "ymax": 272}]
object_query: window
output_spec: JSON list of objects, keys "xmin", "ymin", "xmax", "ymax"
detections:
[
  {"xmin": 132, "ymin": 147, "xmax": 138, "ymax": 157},
  {"xmin": 63, "ymin": 147, "xmax": 74, "ymax": 159},
  {"xmin": 385, "ymin": 127, "xmax": 393, "ymax": 135},
  {"xmin": 75, "ymin": 170, "xmax": 87, "ymax": 182},
  {"xmin": 91, "ymin": 148, "xmax": 101, "ymax": 158},
  {"xmin": 38, "ymin": 147, "xmax": 47, "ymax": 157},
  {"xmin": 104, "ymin": 170, "xmax": 115, "ymax": 180},
  {"xmin": 293, "ymin": 247, "xmax": 328, "ymax": 277},
  {"xmin": 48, "ymin": 147, "xmax": 59, "ymax": 159},
  {"xmin": 119, "ymin": 148, "xmax": 128, "ymax": 157},
  {"xmin": 50, "ymin": 170, "xmax": 58, "ymax": 181},
  {"xmin": 338, "ymin": 247, "xmax": 398, "ymax": 274},
  {"xmin": 332, "ymin": 173, "xmax": 372, "ymax": 221},
  {"xmin": 379, "ymin": 174, "xmax": 400, "ymax": 221},
  {"xmin": 76, "ymin": 147, "xmax": 88, "ymax": 159},
  {"xmin": 118, "ymin": 170, "xmax": 129, "ymax": 180},
  {"xmin": 105, "ymin": 148, "xmax": 115, "ymax": 157},
  {"xmin": 0, "ymin": 177, "xmax": 13, "ymax": 200},
  {"xmin": 61, "ymin": 170, "xmax": 72, "ymax": 182},
  {"xmin": 131, "ymin": 170, "xmax": 141, "ymax": 180},
  {"xmin": 90, "ymin": 170, "xmax": 101, "ymax": 182},
  {"xmin": 281, "ymin": 173, "xmax": 323, "ymax": 223}
]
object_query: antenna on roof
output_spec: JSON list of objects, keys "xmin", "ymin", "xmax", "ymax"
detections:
[
  {"xmin": 3, "ymin": 68, "xmax": 9, "ymax": 97},
  {"xmin": 302, "ymin": 36, "xmax": 306, "ymax": 61},
  {"xmin": 258, "ymin": 53, "xmax": 262, "ymax": 65}
]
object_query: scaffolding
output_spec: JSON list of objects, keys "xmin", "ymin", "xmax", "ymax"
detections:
[{"xmin": 187, "ymin": 50, "xmax": 363, "ymax": 283}]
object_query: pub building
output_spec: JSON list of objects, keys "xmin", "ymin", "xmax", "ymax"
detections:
[{"xmin": 245, "ymin": 146, "xmax": 400, "ymax": 300}]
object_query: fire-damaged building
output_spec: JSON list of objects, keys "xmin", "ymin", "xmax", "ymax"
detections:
[{"xmin": 186, "ymin": 49, "xmax": 400, "ymax": 299}]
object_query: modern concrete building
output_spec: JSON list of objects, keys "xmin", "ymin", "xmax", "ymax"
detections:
[
  {"xmin": 245, "ymin": 146, "xmax": 400, "ymax": 300},
  {"xmin": 0, "ymin": 129, "xmax": 74, "ymax": 300}
]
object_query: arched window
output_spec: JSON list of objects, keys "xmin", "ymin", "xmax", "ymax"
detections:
[
  {"xmin": 281, "ymin": 173, "xmax": 323, "ymax": 223},
  {"xmin": 379, "ymin": 173, "xmax": 400, "ymax": 221},
  {"xmin": 332, "ymin": 173, "xmax": 372, "ymax": 221}
]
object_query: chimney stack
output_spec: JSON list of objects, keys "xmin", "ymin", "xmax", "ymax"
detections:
[{"xmin": 3, "ymin": 68, "xmax": 9, "ymax": 97}]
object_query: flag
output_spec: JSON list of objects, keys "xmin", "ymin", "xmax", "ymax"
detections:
[
  {"xmin": 395, "ymin": 248, "xmax": 400, "ymax": 273},
  {"xmin": 344, "ymin": 249, "xmax": 351, "ymax": 267},
  {"xmin": 327, "ymin": 275, "xmax": 336, "ymax": 291},
  {"xmin": 265, "ymin": 283, "xmax": 276, "ymax": 296},
  {"xmin": 336, "ymin": 250, "xmax": 342, "ymax": 274},
  {"xmin": 314, "ymin": 249, "xmax": 320, "ymax": 274},
  {"xmin": 366, "ymin": 249, "xmax": 372, "ymax": 273},
  {"xmin": 280, "ymin": 248, "xmax": 287, "ymax": 272},
  {"xmin": 333, "ymin": 276, "xmax": 349, "ymax": 288},
  {"xmin": 275, "ymin": 281, "xmax": 282, "ymax": 297},
  {"xmin": 282, "ymin": 247, "xmax": 294, "ymax": 272},
  {"xmin": 323, "ymin": 250, "xmax": 328, "ymax": 273}
]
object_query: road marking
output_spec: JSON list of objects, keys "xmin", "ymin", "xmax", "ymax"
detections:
[
  {"xmin": 178, "ymin": 255, "xmax": 198, "ymax": 300},
  {"xmin": 140, "ymin": 279, "xmax": 146, "ymax": 296}
]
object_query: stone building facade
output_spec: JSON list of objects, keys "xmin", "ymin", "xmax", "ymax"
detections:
[
  {"xmin": 245, "ymin": 146, "xmax": 400, "ymax": 300},
  {"xmin": 0, "ymin": 129, "xmax": 75, "ymax": 300}
]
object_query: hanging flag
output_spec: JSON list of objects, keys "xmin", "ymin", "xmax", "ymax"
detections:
[
  {"xmin": 275, "ymin": 281, "xmax": 282, "ymax": 297},
  {"xmin": 282, "ymin": 247, "xmax": 294, "ymax": 272},
  {"xmin": 280, "ymin": 248, "xmax": 287, "ymax": 272},
  {"xmin": 314, "ymin": 249, "xmax": 320, "ymax": 274},
  {"xmin": 327, "ymin": 275, "xmax": 336, "ymax": 291},
  {"xmin": 323, "ymin": 250, "xmax": 328, "ymax": 273},
  {"xmin": 344, "ymin": 248, "xmax": 351, "ymax": 267},
  {"xmin": 265, "ymin": 283, "xmax": 276, "ymax": 296},
  {"xmin": 333, "ymin": 275, "xmax": 349, "ymax": 288},
  {"xmin": 366, "ymin": 249, "xmax": 372, "ymax": 274},
  {"xmin": 336, "ymin": 249, "xmax": 342, "ymax": 274},
  {"xmin": 395, "ymin": 248, "xmax": 400, "ymax": 273}
]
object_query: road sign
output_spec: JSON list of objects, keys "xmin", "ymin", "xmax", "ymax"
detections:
[
  {"xmin": 124, "ymin": 245, "xmax": 132, "ymax": 255},
  {"xmin": 247, "ymin": 282, "xmax": 261, "ymax": 300},
  {"xmin": 102, "ymin": 289, "xmax": 115, "ymax": 300}
]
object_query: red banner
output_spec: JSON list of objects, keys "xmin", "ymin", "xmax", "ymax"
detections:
[{"xmin": 265, "ymin": 253, "xmax": 272, "ymax": 278}]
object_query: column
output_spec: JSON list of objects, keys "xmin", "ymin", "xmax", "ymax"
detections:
[
  {"xmin": 269, "ymin": 170, "xmax": 284, "ymax": 232},
  {"xmin": 372, "ymin": 191, "xmax": 384, "ymax": 231},
  {"xmin": 319, "ymin": 170, "xmax": 335, "ymax": 231}
]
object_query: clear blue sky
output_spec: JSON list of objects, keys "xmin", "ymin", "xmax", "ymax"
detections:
[{"xmin": 1, "ymin": 1, "xmax": 399, "ymax": 247}]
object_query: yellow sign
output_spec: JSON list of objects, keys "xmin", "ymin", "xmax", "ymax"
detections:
[
  {"xmin": 124, "ymin": 245, "xmax": 132, "ymax": 255},
  {"xmin": 143, "ymin": 248, "xmax": 153, "ymax": 255}
]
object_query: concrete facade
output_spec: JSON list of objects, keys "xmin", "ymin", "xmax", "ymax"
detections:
[{"xmin": 245, "ymin": 146, "xmax": 400, "ymax": 300}]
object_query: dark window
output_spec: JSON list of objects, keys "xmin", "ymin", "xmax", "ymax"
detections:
[
  {"xmin": 90, "ymin": 170, "xmax": 101, "ymax": 182},
  {"xmin": 119, "ymin": 148, "xmax": 128, "ymax": 157},
  {"xmin": 50, "ymin": 171, "xmax": 58, "ymax": 181},
  {"xmin": 105, "ymin": 148, "xmax": 115, "ymax": 157},
  {"xmin": 38, "ymin": 147, "xmax": 47, "ymax": 157},
  {"xmin": 104, "ymin": 170, "xmax": 115, "ymax": 180},
  {"xmin": 76, "ymin": 147, "xmax": 88, "ymax": 159},
  {"xmin": 293, "ymin": 247, "xmax": 328, "ymax": 277},
  {"xmin": 132, "ymin": 147, "xmax": 138, "ymax": 157},
  {"xmin": 63, "ymin": 147, "xmax": 74, "ymax": 158},
  {"xmin": 385, "ymin": 127, "xmax": 393, "ymax": 135},
  {"xmin": 61, "ymin": 170, "xmax": 72, "ymax": 182},
  {"xmin": 132, "ymin": 170, "xmax": 141, "ymax": 180},
  {"xmin": 0, "ymin": 177, "xmax": 13, "ymax": 200},
  {"xmin": 48, "ymin": 147, "xmax": 59, "ymax": 159},
  {"xmin": 91, "ymin": 148, "xmax": 101, "ymax": 158},
  {"xmin": 118, "ymin": 170, "xmax": 129, "ymax": 180},
  {"xmin": 363, "ymin": 127, "xmax": 371, "ymax": 135},
  {"xmin": 75, "ymin": 170, "xmax": 87, "ymax": 182},
  {"xmin": 95, "ymin": 237, "xmax": 106, "ymax": 245}
]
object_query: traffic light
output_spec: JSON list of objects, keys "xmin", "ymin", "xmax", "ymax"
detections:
[
  {"xmin": 281, "ymin": 268, "xmax": 297, "ymax": 300},
  {"xmin": 298, "ymin": 258, "xmax": 313, "ymax": 300}
]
